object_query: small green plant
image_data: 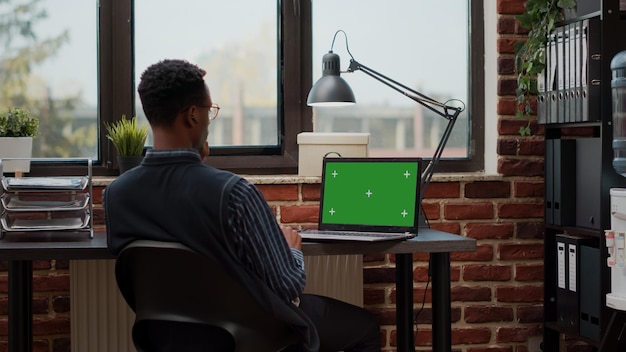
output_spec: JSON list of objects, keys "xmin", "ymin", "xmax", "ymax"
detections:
[
  {"xmin": 0, "ymin": 107, "xmax": 39, "ymax": 137},
  {"xmin": 104, "ymin": 115, "xmax": 149, "ymax": 156},
  {"xmin": 514, "ymin": 0, "xmax": 576, "ymax": 135}
]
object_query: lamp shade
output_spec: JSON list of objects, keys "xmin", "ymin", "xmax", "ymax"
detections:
[{"xmin": 307, "ymin": 51, "xmax": 356, "ymax": 106}]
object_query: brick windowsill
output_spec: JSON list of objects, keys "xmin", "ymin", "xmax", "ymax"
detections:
[{"xmin": 93, "ymin": 172, "xmax": 502, "ymax": 187}]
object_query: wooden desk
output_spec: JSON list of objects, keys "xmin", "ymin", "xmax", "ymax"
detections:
[{"xmin": 0, "ymin": 229, "xmax": 475, "ymax": 352}]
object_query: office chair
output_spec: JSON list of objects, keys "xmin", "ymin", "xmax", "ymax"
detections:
[{"xmin": 114, "ymin": 240, "xmax": 300, "ymax": 352}]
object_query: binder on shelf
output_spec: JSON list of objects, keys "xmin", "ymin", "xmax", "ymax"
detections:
[
  {"xmin": 545, "ymin": 139, "xmax": 576, "ymax": 226},
  {"xmin": 556, "ymin": 26, "xmax": 566, "ymax": 123},
  {"xmin": 563, "ymin": 24, "xmax": 571, "ymax": 123},
  {"xmin": 575, "ymin": 138, "xmax": 601, "ymax": 230},
  {"xmin": 556, "ymin": 234, "xmax": 596, "ymax": 335},
  {"xmin": 556, "ymin": 237, "xmax": 577, "ymax": 334},
  {"xmin": 546, "ymin": 18, "xmax": 600, "ymax": 124},
  {"xmin": 579, "ymin": 245, "xmax": 601, "ymax": 342},
  {"xmin": 582, "ymin": 18, "xmax": 601, "ymax": 122},
  {"xmin": 548, "ymin": 32, "xmax": 558, "ymax": 124},
  {"xmin": 568, "ymin": 23, "xmax": 577, "ymax": 123},
  {"xmin": 537, "ymin": 46, "xmax": 548, "ymax": 124},
  {"xmin": 544, "ymin": 18, "xmax": 602, "ymax": 124},
  {"xmin": 573, "ymin": 21, "xmax": 583, "ymax": 123},
  {"xmin": 581, "ymin": 19, "xmax": 589, "ymax": 122},
  {"xmin": 557, "ymin": 241, "xmax": 566, "ymax": 289},
  {"xmin": 545, "ymin": 139, "xmax": 554, "ymax": 224}
]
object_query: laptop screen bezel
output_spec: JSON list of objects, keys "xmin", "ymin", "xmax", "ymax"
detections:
[{"xmin": 317, "ymin": 157, "xmax": 422, "ymax": 234}]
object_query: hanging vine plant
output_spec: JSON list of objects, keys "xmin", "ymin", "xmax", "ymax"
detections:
[{"xmin": 514, "ymin": 0, "xmax": 576, "ymax": 135}]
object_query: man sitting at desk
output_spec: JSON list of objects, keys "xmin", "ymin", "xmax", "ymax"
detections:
[{"xmin": 104, "ymin": 59, "xmax": 381, "ymax": 352}]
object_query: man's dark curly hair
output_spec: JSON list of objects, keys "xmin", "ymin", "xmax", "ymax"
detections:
[{"xmin": 137, "ymin": 59, "xmax": 207, "ymax": 126}]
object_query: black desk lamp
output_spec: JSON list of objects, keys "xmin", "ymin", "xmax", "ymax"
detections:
[{"xmin": 307, "ymin": 30, "xmax": 466, "ymax": 207}]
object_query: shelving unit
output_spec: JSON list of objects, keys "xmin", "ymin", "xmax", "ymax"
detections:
[
  {"xmin": 0, "ymin": 158, "xmax": 94, "ymax": 238},
  {"xmin": 540, "ymin": 1, "xmax": 626, "ymax": 351}
]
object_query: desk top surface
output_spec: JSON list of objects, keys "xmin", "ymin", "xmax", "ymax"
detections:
[
  {"xmin": 0, "ymin": 228, "xmax": 476, "ymax": 260},
  {"xmin": 301, "ymin": 228, "xmax": 476, "ymax": 256}
]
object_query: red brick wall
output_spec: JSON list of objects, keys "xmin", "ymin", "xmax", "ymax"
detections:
[
  {"xmin": 260, "ymin": 173, "xmax": 545, "ymax": 352},
  {"xmin": 4, "ymin": 170, "xmax": 549, "ymax": 352},
  {"xmin": 0, "ymin": 260, "xmax": 73, "ymax": 352}
]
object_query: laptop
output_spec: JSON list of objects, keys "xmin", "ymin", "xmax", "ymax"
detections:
[{"xmin": 300, "ymin": 157, "xmax": 421, "ymax": 242}]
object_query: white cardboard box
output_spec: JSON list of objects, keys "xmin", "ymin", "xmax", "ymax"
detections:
[{"xmin": 297, "ymin": 132, "xmax": 370, "ymax": 176}]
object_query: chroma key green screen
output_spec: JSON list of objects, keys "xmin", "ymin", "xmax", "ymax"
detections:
[{"xmin": 320, "ymin": 159, "xmax": 420, "ymax": 227}]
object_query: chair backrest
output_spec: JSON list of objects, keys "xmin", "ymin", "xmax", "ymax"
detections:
[{"xmin": 115, "ymin": 240, "xmax": 299, "ymax": 352}]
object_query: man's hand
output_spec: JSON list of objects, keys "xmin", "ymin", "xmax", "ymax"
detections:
[{"xmin": 281, "ymin": 226, "xmax": 302, "ymax": 250}]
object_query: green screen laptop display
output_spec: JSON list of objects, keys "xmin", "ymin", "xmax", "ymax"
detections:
[{"xmin": 319, "ymin": 158, "xmax": 421, "ymax": 232}]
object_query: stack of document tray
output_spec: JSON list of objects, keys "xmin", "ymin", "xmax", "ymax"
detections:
[{"xmin": 0, "ymin": 158, "xmax": 94, "ymax": 238}]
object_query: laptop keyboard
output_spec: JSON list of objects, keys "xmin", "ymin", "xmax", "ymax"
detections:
[
  {"xmin": 300, "ymin": 229, "xmax": 416, "ymax": 242},
  {"xmin": 302, "ymin": 230, "xmax": 403, "ymax": 237},
  {"xmin": 326, "ymin": 231, "xmax": 402, "ymax": 237}
]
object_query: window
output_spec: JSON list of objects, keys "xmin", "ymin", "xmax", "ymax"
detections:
[
  {"xmin": 134, "ymin": 0, "xmax": 279, "ymax": 148},
  {"xmin": 6, "ymin": 0, "xmax": 482, "ymax": 176},
  {"xmin": 311, "ymin": 0, "xmax": 483, "ymax": 172},
  {"xmin": 312, "ymin": 1, "xmax": 465, "ymax": 157},
  {"xmin": 0, "ymin": 0, "xmax": 98, "ymax": 159},
  {"xmin": 112, "ymin": 0, "xmax": 310, "ymax": 174}
]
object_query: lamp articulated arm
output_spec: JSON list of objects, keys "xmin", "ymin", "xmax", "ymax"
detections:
[{"xmin": 347, "ymin": 59, "xmax": 465, "ymax": 202}]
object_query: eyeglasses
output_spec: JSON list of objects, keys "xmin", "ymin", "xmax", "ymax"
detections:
[{"xmin": 197, "ymin": 103, "xmax": 220, "ymax": 120}]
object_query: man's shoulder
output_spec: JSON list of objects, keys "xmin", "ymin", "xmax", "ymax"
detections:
[
  {"xmin": 106, "ymin": 164, "xmax": 244, "ymax": 195},
  {"xmin": 194, "ymin": 165, "xmax": 242, "ymax": 184}
]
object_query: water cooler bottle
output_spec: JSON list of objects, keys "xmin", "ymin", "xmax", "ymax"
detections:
[{"xmin": 607, "ymin": 51, "xmax": 626, "ymax": 311}]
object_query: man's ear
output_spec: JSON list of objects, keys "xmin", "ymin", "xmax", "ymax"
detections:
[{"xmin": 183, "ymin": 106, "xmax": 197, "ymax": 127}]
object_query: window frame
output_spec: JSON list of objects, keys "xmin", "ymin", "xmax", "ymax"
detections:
[
  {"xmin": 28, "ymin": 0, "xmax": 482, "ymax": 176},
  {"xmin": 437, "ymin": 0, "xmax": 484, "ymax": 173}
]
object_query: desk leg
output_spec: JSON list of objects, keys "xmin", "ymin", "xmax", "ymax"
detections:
[
  {"xmin": 396, "ymin": 253, "xmax": 415, "ymax": 352},
  {"xmin": 8, "ymin": 260, "xmax": 32, "ymax": 352},
  {"xmin": 431, "ymin": 252, "xmax": 451, "ymax": 352}
]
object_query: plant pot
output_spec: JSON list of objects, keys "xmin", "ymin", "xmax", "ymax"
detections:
[
  {"xmin": 0, "ymin": 137, "xmax": 33, "ymax": 173},
  {"xmin": 117, "ymin": 156, "xmax": 143, "ymax": 174}
]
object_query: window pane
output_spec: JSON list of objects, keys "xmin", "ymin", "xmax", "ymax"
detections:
[
  {"xmin": 134, "ymin": 0, "xmax": 278, "ymax": 147},
  {"xmin": 0, "ymin": 0, "xmax": 98, "ymax": 158},
  {"xmin": 311, "ymin": 0, "xmax": 469, "ymax": 159}
]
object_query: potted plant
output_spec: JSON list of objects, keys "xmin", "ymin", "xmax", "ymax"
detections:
[
  {"xmin": 0, "ymin": 107, "xmax": 40, "ymax": 173},
  {"xmin": 105, "ymin": 115, "xmax": 149, "ymax": 173}
]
